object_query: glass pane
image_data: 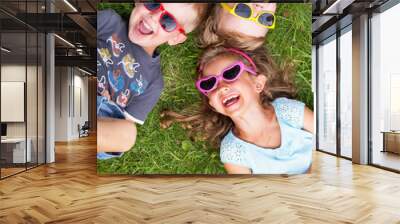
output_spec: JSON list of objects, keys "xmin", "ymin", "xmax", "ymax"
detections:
[
  {"xmin": 38, "ymin": 32, "xmax": 45, "ymax": 165},
  {"xmin": 1, "ymin": 0, "xmax": 46, "ymax": 178},
  {"xmin": 371, "ymin": 3, "xmax": 400, "ymax": 171},
  {"xmin": 318, "ymin": 36, "xmax": 337, "ymax": 154},
  {"xmin": 26, "ymin": 0, "xmax": 38, "ymax": 169},
  {"xmin": 340, "ymin": 29, "xmax": 352, "ymax": 158},
  {"xmin": 27, "ymin": 31, "xmax": 38, "ymax": 169},
  {"xmin": 1, "ymin": 11, "xmax": 27, "ymax": 177}
]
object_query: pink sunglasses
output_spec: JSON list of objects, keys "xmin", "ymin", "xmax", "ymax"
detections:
[
  {"xmin": 196, "ymin": 48, "xmax": 258, "ymax": 95},
  {"xmin": 195, "ymin": 61, "xmax": 256, "ymax": 95}
]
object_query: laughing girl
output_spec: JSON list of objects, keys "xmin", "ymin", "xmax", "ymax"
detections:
[{"xmin": 163, "ymin": 46, "xmax": 314, "ymax": 174}]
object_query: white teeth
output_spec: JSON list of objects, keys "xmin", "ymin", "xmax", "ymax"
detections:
[
  {"xmin": 143, "ymin": 20, "xmax": 153, "ymax": 31},
  {"xmin": 223, "ymin": 95, "xmax": 238, "ymax": 105}
]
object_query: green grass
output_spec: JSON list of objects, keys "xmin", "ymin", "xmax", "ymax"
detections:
[{"xmin": 97, "ymin": 3, "xmax": 312, "ymax": 174}]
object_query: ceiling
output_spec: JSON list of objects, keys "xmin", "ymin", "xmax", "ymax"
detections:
[
  {"xmin": 312, "ymin": 0, "xmax": 391, "ymax": 44},
  {"xmin": 0, "ymin": 0, "xmax": 98, "ymax": 74}
]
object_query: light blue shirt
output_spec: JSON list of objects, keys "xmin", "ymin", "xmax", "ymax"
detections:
[{"xmin": 220, "ymin": 97, "xmax": 313, "ymax": 174}]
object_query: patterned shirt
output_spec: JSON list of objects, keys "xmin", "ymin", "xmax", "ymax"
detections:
[{"xmin": 97, "ymin": 9, "xmax": 163, "ymax": 124}]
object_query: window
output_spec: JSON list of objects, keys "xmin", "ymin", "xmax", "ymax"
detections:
[
  {"xmin": 317, "ymin": 35, "xmax": 337, "ymax": 154},
  {"xmin": 0, "ymin": 0, "xmax": 46, "ymax": 179},
  {"xmin": 339, "ymin": 27, "xmax": 352, "ymax": 158},
  {"xmin": 370, "ymin": 2, "xmax": 400, "ymax": 171}
]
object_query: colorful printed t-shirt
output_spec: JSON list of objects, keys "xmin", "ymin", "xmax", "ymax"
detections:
[
  {"xmin": 97, "ymin": 9, "xmax": 163, "ymax": 124},
  {"xmin": 220, "ymin": 97, "xmax": 313, "ymax": 174}
]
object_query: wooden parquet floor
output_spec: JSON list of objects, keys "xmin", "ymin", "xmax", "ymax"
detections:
[
  {"xmin": 1, "ymin": 167, "xmax": 26, "ymax": 178},
  {"xmin": 1, "ymin": 135, "xmax": 400, "ymax": 224}
]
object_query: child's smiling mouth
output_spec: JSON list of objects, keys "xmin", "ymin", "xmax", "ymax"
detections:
[
  {"xmin": 222, "ymin": 94, "xmax": 240, "ymax": 108},
  {"xmin": 138, "ymin": 19, "xmax": 154, "ymax": 35}
]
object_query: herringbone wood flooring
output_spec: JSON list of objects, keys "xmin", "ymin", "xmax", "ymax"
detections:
[
  {"xmin": 1, "ymin": 135, "xmax": 400, "ymax": 224},
  {"xmin": 1, "ymin": 167, "xmax": 26, "ymax": 177}
]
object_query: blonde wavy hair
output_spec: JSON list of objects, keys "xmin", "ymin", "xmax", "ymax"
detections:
[{"xmin": 161, "ymin": 45, "xmax": 295, "ymax": 147}]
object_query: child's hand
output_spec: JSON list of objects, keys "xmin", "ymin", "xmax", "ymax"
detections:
[{"xmin": 103, "ymin": 90, "xmax": 111, "ymax": 100}]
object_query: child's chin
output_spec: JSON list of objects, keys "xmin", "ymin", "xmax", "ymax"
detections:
[
  {"xmin": 223, "ymin": 104, "xmax": 243, "ymax": 117},
  {"xmin": 129, "ymin": 32, "xmax": 153, "ymax": 46},
  {"xmin": 129, "ymin": 27, "xmax": 144, "ymax": 42},
  {"xmin": 128, "ymin": 33, "xmax": 144, "ymax": 45}
]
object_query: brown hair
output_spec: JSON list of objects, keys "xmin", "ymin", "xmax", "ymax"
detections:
[
  {"xmin": 198, "ymin": 4, "xmax": 265, "ymax": 51},
  {"xmin": 161, "ymin": 45, "xmax": 295, "ymax": 147}
]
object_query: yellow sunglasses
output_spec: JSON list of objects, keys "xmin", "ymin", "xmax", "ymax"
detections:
[{"xmin": 220, "ymin": 3, "xmax": 276, "ymax": 29}]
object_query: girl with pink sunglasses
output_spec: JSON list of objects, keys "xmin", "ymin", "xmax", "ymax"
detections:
[{"xmin": 162, "ymin": 46, "xmax": 314, "ymax": 174}]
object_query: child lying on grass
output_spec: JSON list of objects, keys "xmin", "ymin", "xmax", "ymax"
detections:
[
  {"xmin": 97, "ymin": 3, "xmax": 209, "ymax": 159},
  {"xmin": 162, "ymin": 46, "xmax": 314, "ymax": 174}
]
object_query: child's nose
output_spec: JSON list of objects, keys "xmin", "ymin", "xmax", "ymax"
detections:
[
  {"xmin": 252, "ymin": 4, "xmax": 264, "ymax": 17},
  {"xmin": 143, "ymin": 12, "xmax": 160, "ymax": 31},
  {"xmin": 217, "ymin": 82, "xmax": 231, "ymax": 93},
  {"xmin": 252, "ymin": 3, "xmax": 276, "ymax": 17},
  {"xmin": 149, "ymin": 11, "xmax": 161, "ymax": 21}
]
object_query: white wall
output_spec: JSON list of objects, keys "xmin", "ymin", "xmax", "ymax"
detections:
[
  {"xmin": 55, "ymin": 66, "xmax": 69, "ymax": 141},
  {"xmin": 54, "ymin": 67, "xmax": 89, "ymax": 141},
  {"xmin": 0, "ymin": 65, "xmax": 40, "ymax": 138},
  {"xmin": 1, "ymin": 64, "xmax": 45, "ymax": 164},
  {"xmin": 72, "ymin": 73, "xmax": 89, "ymax": 138},
  {"xmin": 46, "ymin": 32, "xmax": 55, "ymax": 163},
  {"xmin": 1, "ymin": 65, "xmax": 25, "ymax": 139}
]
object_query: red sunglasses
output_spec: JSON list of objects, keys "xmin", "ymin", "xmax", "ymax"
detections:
[{"xmin": 143, "ymin": 3, "xmax": 186, "ymax": 35}]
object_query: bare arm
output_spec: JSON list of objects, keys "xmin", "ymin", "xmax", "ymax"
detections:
[
  {"xmin": 97, "ymin": 117, "xmax": 137, "ymax": 152},
  {"xmin": 303, "ymin": 107, "xmax": 314, "ymax": 134},
  {"xmin": 224, "ymin": 163, "xmax": 252, "ymax": 174}
]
